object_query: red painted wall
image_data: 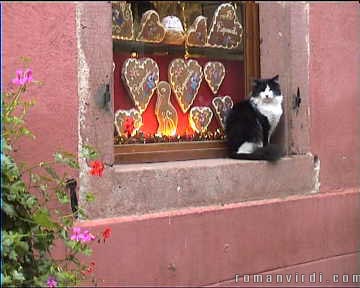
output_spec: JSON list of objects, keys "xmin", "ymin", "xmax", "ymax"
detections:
[
  {"xmin": 2, "ymin": 3, "xmax": 78, "ymax": 171},
  {"xmin": 309, "ymin": 3, "xmax": 360, "ymax": 192}
]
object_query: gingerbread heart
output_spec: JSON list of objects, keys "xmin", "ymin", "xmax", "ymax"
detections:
[
  {"xmin": 189, "ymin": 106, "xmax": 213, "ymax": 134},
  {"xmin": 122, "ymin": 57, "xmax": 159, "ymax": 113},
  {"xmin": 112, "ymin": 1, "xmax": 134, "ymax": 40},
  {"xmin": 204, "ymin": 61, "xmax": 226, "ymax": 94},
  {"xmin": 155, "ymin": 81, "xmax": 178, "ymax": 137},
  {"xmin": 186, "ymin": 16, "xmax": 207, "ymax": 47},
  {"xmin": 114, "ymin": 108, "xmax": 143, "ymax": 137},
  {"xmin": 136, "ymin": 10, "xmax": 166, "ymax": 43},
  {"xmin": 212, "ymin": 95, "xmax": 234, "ymax": 130},
  {"xmin": 207, "ymin": 3, "xmax": 243, "ymax": 49},
  {"xmin": 168, "ymin": 58, "xmax": 203, "ymax": 113}
]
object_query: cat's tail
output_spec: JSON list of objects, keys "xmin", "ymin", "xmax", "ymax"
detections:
[{"xmin": 229, "ymin": 144, "xmax": 283, "ymax": 162}]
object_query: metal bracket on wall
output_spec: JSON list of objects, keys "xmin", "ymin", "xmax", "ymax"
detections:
[
  {"xmin": 66, "ymin": 178, "xmax": 78, "ymax": 219},
  {"xmin": 292, "ymin": 87, "xmax": 301, "ymax": 114}
]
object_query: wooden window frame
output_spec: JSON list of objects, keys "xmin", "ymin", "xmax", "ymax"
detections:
[{"xmin": 113, "ymin": 2, "xmax": 260, "ymax": 164}]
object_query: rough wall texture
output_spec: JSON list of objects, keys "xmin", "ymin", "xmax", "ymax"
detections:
[
  {"xmin": 3, "ymin": 3, "xmax": 78, "ymax": 167},
  {"xmin": 309, "ymin": 3, "xmax": 360, "ymax": 192}
]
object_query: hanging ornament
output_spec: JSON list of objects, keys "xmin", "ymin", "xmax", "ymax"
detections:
[
  {"xmin": 122, "ymin": 57, "xmax": 159, "ymax": 114},
  {"xmin": 204, "ymin": 61, "xmax": 226, "ymax": 94},
  {"xmin": 112, "ymin": 1, "xmax": 134, "ymax": 40},
  {"xmin": 114, "ymin": 109, "xmax": 143, "ymax": 137},
  {"xmin": 189, "ymin": 106, "xmax": 213, "ymax": 134},
  {"xmin": 168, "ymin": 58, "xmax": 203, "ymax": 113},
  {"xmin": 186, "ymin": 16, "xmax": 208, "ymax": 47},
  {"xmin": 212, "ymin": 95, "xmax": 234, "ymax": 130},
  {"xmin": 136, "ymin": 10, "xmax": 166, "ymax": 43},
  {"xmin": 207, "ymin": 3, "xmax": 243, "ymax": 49}
]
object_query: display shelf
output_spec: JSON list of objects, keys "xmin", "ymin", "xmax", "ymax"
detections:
[{"xmin": 113, "ymin": 38, "xmax": 244, "ymax": 61}]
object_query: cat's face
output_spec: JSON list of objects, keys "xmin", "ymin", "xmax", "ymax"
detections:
[{"xmin": 251, "ymin": 75, "xmax": 283, "ymax": 105}]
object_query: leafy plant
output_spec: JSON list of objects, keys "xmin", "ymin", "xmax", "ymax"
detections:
[{"xmin": 1, "ymin": 62, "xmax": 108, "ymax": 287}]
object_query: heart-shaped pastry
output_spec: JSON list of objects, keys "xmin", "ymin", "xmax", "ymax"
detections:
[
  {"xmin": 112, "ymin": 1, "xmax": 134, "ymax": 40},
  {"xmin": 114, "ymin": 108, "xmax": 143, "ymax": 137},
  {"xmin": 136, "ymin": 10, "xmax": 166, "ymax": 43},
  {"xmin": 189, "ymin": 106, "xmax": 213, "ymax": 134},
  {"xmin": 212, "ymin": 95, "xmax": 234, "ymax": 130},
  {"xmin": 155, "ymin": 81, "xmax": 178, "ymax": 137},
  {"xmin": 204, "ymin": 61, "xmax": 226, "ymax": 94},
  {"xmin": 207, "ymin": 3, "xmax": 243, "ymax": 49},
  {"xmin": 168, "ymin": 58, "xmax": 203, "ymax": 113},
  {"xmin": 122, "ymin": 57, "xmax": 159, "ymax": 113},
  {"xmin": 186, "ymin": 16, "xmax": 207, "ymax": 47}
]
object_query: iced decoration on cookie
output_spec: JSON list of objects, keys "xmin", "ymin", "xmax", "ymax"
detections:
[
  {"xmin": 204, "ymin": 61, "xmax": 226, "ymax": 94},
  {"xmin": 122, "ymin": 57, "xmax": 159, "ymax": 113},
  {"xmin": 168, "ymin": 58, "xmax": 203, "ymax": 113},
  {"xmin": 212, "ymin": 95, "xmax": 233, "ymax": 130},
  {"xmin": 155, "ymin": 81, "xmax": 178, "ymax": 137},
  {"xmin": 186, "ymin": 16, "xmax": 207, "ymax": 47},
  {"xmin": 112, "ymin": 1, "xmax": 134, "ymax": 40},
  {"xmin": 189, "ymin": 106, "xmax": 213, "ymax": 133},
  {"xmin": 114, "ymin": 109, "xmax": 143, "ymax": 137},
  {"xmin": 207, "ymin": 3, "xmax": 243, "ymax": 49},
  {"xmin": 136, "ymin": 10, "xmax": 166, "ymax": 43}
]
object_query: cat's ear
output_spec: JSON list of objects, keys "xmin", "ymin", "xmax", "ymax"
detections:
[
  {"xmin": 272, "ymin": 75, "xmax": 279, "ymax": 82},
  {"xmin": 251, "ymin": 78, "xmax": 260, "ymax": 87}
]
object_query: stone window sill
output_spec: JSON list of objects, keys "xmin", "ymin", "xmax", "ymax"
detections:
[{"xmin": 82, "ymin": 155, "xmax": 316, "ymax": 219}]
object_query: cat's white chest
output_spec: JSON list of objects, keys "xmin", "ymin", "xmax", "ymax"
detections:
[{"xmin": 256, "ymin": 98, "xmax": 283, "ymax": 136}]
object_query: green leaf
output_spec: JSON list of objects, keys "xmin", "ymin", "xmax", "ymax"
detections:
[
  {"xmin": 42, "ymin": 164, "xmax": 60, "ymax": 180},
  {"xmin": 32, "ymin": 209, "xmax": 57, "ymax": 229},
  {"xmin": 85, "ymin": 192, "xmax": 95, "ymax": 203},
  {"xmin": 80, "ymin": 145, "xmax": 98, "ymax": 160},
  {"xmin": 2, "ymin": 202, "xmax": 18, "ymax": 217},
  {"xmin": 54, "ymin": 152, "xmax": 79, "ymax": 169},
  {"xmin": 12, "ymin": 270, "xmax": 25, "ymax": 282},
  {"xmin": 56, "ymin": 189, "xmax": 69, "ymax": 204}
]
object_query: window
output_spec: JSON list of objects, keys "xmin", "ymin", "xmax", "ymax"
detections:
[{"xmin": 112, "ymin": 1, "xmax": 260, "ymax": 163}]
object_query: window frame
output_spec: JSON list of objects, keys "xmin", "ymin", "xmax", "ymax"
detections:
[
  {"xmin": 113, "ymin": 1, "xmax": 260, "ymax": 164},
  {"xmin": 76, "ymin": 2, "xmax": 315, "ymax": 219}
]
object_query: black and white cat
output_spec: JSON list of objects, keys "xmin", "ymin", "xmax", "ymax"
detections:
[{"xmin": 225, "ymin": 75, "xmax": 283, "ymax": 161}]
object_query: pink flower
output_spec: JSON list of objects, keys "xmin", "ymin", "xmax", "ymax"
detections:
[
  {"xmin": 12, "ymin": 69, "xmax": 33, "ymax": 86},
  {"xmin": 47, "ymin": 276, "xmax": 57, "ymax": 288},
  {"xmin": 70, "ymin": 227, "xmax": 82, "ymax": 242},
  {"xmin": 81, "ymin": 230, "xmax": 96, "ymax": 243},
  {"xmin": 70, "ymin": 227, "xmax": 96, "ymax": 243}
]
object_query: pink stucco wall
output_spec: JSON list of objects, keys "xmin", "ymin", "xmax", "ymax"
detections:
[
  {"xmin": 3, "ymin": 3, "xmax": 78, "ymax": 170},
  {"xmin": 309, "ymin": 3, "xmax": 360, "ymax": 192}
]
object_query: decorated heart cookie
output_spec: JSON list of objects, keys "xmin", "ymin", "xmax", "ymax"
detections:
[
  {"xmin": 189, "ymin": 106, "xmax": 213, "ymax": 134},
  {"xmin": 112, "ymin": 1, "xmax": 134, "ymax": 40},
  {"xmin": 207, "ymin": 3, "xmax": 243, "ymax": 49},
  {"xmin": 136, "ymin": 10, "xmax": 166, "ymax": 43},
  {"xmin": 155, "ymin": 81, "xmax": 178, "ymax": 137},
  {"xmin": 212, "ymin": 95, "xmax": 234, "ymax": 130},
  {"xmin": 122, "ymin": 57, "xmax": 159, "ymax": 113},
  {"xmin": 204, "ymin": 61, "xmax": 226, "ymax": 94},
  {"xmin": 186, "ymin": 16, "xmax": 207, "ymax": 47},
  {"xmin": 168, "ymin": 58, "xmax": 203, "ymax": 113},
  {"xmin": 114, "ymin": 108, "xmax": 143, "ymax": 137}
]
